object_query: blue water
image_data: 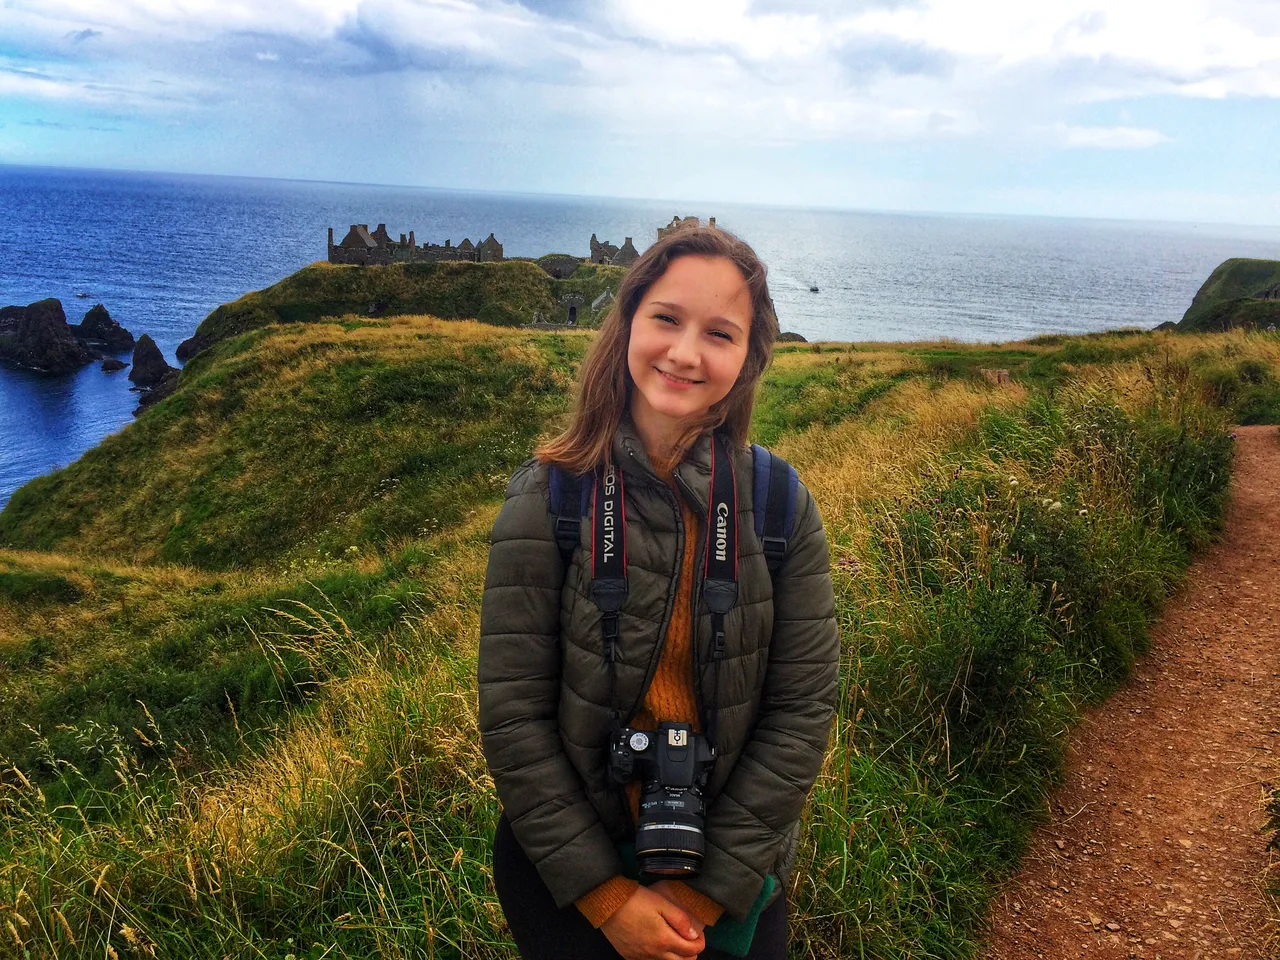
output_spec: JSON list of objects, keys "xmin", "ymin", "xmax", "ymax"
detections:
[{"xmin": 3, "ymin": 164, "xmax": 1280, "ymax": 508}]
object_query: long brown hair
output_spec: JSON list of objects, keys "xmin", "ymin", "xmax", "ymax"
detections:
[{"xmin": 536, "ymin": 225, "xmax": 779, "ymax": 472}]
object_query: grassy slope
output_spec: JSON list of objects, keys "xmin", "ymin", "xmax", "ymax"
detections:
[
  {"xmin": 1, "ymin": 319, "xmax": 1279, "ymax": 958},
  {"xmin": 183, "ymin": 260, "xmax": 625, "ymax": 358},
  {"xmin": 1178, "ymin": 258, "xmax": 1280, "ymax": 332},
  {"xmin": 0, "ymin": 318, "xmax": 588, "ymax": 569}
]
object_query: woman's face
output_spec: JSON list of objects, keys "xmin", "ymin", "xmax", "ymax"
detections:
[{"xmin": 626, "ymin": 255, "xmax": 753, "ymax": 439}]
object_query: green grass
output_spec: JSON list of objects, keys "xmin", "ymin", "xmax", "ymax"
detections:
[
  {"xmin": 791, "ymin": 365, "xmax": 1234, "ymax": 956},
  {"xmin": 903, "ymin": 346, "xmax": 1041, "ymax": 381},
  {"xmin": 0, "ymin": 315, "xmax": 1278, "ymax": 958},
  {"xmin": 181, "ymin": 259, "xmax": 621, "ymax": 358},
  {"xmin": 0, "ymin": 569, "xmax": 82, "ymax": 604},
  {"xmin": 753, "ymin": 351, "xmax": 917, "ymax": 445},
  {"xmin": 1178, "ymin": 258, "xmax": 1280, "ymax": 332},
  {"xmin": 0, "ymin": 319, "xmax": 588, "ymax": 569}
]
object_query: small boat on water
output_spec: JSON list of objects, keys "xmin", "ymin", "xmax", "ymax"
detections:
[{"xmin": 75, "ymin": 292, "xmax": 90, "ymax": 298}]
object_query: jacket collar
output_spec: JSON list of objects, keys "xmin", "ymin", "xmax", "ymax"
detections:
[{"xmin": 612, "ymin": 410, "xmax": 716, "ymax": 517}]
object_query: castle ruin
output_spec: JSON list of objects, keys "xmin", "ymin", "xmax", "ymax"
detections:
[
  {"xmin": 328, "ymin": 216, "xmax": 716, "ymax": 274},
  {"xmin": 589, "ymin": 234, "xmax": 640, "ymax": 267},
  {"xmin": 328, "ymin": 224, "xmax": 504, "ymax": 266},
  {"xmin": 657, "ymin": 215, "xmax": 715, "ymax": 240}
]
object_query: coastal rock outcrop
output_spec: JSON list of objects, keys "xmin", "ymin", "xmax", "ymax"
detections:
[
  {"xmin": 72, "ymin": 304, "xmax": 136, "ymax": 352},
  {"xmin": 134, "ymin": 369, "xmax": 179, "ymax": 412},
  {"xmin": 129, "ymin": 334, "xmax": 175, "ymax": 387},
  {"xmin": 778, "ymin": 331, "xmax": 809, "ymax": 343},
  {"xmin": 102, "ymin": 358, "xmax": 128, "ymax": 372},
  {"xmin": 0, "ymin": 299, "xmax": 95, "ymax": 374},
  {"xmin": 129, "ymin": 334, "xmax": 180, "ymax": 412},
  {"xmin": 175, "ymin": 331, "xmax": 213, "ymax": 363}
]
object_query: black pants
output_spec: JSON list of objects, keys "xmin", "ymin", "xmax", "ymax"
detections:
[{"xmin": 492, "ymin": 814, "xmax": 788, "ymax": 960}]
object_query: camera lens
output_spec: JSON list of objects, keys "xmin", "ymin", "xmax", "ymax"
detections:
[
  {"xmin": 635, "ymin": 785, "xmax": 706, "ymax": 876},
  {"xmin": 635, "ymin": 821, "xmax": 705, "ymax": 875}
]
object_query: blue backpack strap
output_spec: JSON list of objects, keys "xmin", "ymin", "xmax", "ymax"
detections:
[
  {"xmin": 548, "ymin": 464, "xmax": 590, "ymax": 568},
  {"xmin": 751, "ymin": 444, "xmax": 799, "ymax": 574}
]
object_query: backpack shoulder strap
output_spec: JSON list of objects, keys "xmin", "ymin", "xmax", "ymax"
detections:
[
  {"xmin": 750, "ymin": 444, "xmax": 800, "ymax": 574},
  {"xmin": 548, "ymin": 464, "xmax": 590, "ymax": 569}
]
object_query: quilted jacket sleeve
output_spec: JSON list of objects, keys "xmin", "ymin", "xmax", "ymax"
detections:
[
  {"xmin": 477, "ymin": 459, "xmax": 627, "ymax": 908},
  {"xmin": 686, "ymin": 480, "xmax": 840, "ymax": 920}
]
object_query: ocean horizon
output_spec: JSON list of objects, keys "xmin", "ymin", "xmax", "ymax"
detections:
[{"xmin": 3, "ymin": 162, "xmax": 1280, "ymax": 507}]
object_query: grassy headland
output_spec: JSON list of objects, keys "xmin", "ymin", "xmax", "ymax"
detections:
[
  {"xmin": 177, "ymin": 260, "xmax": 625, "ymax": 360},
  {"xmin": 1, "ymin": 303, "xmax": 1279, "ymax": 958},
  {"xmin": 1176, "ymin": 257, "xmax": 1280, "ymax": 333}
]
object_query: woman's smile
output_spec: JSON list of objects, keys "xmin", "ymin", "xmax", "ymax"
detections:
[{"xmin": 655, "ymin": 367, "xmax": 703, "ymax": 388}]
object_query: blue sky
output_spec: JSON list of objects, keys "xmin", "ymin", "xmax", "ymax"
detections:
[{"xmin": 2, "ymin": 0, "xmax": 1278, "ymax": 224}]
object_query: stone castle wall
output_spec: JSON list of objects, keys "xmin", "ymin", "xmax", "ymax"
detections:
[
  {"xmin": 328, "ymin": 225, "xmax": 504, "ymax": 266},
  {"xmin": 329, "ymin": 215, "xmax": 711, "ymax": 273}
]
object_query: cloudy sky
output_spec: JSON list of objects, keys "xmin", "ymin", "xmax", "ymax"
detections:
[{"xmin": 2, "ymin": 0, "xmax": 1278, "ymax": 224}]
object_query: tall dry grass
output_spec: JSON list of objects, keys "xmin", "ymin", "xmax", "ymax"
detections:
[{"xmin": 2, "ymin": 329, "xmax": 1276, "ymax": 958}]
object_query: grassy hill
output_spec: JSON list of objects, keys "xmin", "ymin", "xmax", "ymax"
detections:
[
  {"xmin": 1, "ymin": 318, "xmax": 589, "ymax": 569},
  {"xmin": 1177, "ymin": 257, "xmax": 1280, "ymax": 332},
  {"xmin": 177, "ymin": 259, "xmax": 625, "ymax": 359},
  {"xmin": 1, "ymin": 306, "xmax": 1279, "ymax": 958}
]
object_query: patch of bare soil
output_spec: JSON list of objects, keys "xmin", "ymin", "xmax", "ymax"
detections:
[{"xmin": 981, "ymin": 425, "xmax": 1280, "ymax": 960}]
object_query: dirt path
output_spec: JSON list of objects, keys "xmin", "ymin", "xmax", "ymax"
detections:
[{"xmin": 981, "ymin": 424, "xmax": 1280, "ymax": 960}]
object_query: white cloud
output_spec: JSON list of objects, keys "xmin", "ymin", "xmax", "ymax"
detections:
[
  {"xmin": 0, "ymin": 0, "xmax": 1276, "ymax": 165},
  {"xmin": 1047, "ymin": 122, "xmax": 1171, "ymax": 149},
  {"xmin": 6, "ymin": 0, "xmax": 361, "ymax": 41}
]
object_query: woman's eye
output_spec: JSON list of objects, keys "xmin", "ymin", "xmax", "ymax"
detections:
[
  {"xmin": 711, "ymin": 330, "xmax": 733, "ymax": 342},
  {"xmin": 657, "ymin": 314, "xmax": 677, "ymax": 325}
]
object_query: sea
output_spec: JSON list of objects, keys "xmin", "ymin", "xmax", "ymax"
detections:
[{"xmin": 3, "ymin": 163, "xmax": 1280, "ymax": 508}]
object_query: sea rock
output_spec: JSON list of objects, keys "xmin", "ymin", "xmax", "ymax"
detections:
[
  {"xmin": 1152, "ymin": 320, "xmax": 1178, "ymax": 332},
  {"xmin": 129, "ymin": 334, "xmax": 176, "ymax": 387},
  {"xmin": 72, "ymin": 304, "xmax": 136, "ymax": 352},
  {"xmin": 777, "ymin": 331, "xmax": 808, "ymax": 343},
  {"xmin": 176, "ymin": 331, "xmax": 213, "ymax": 362},
  {"xmin": 102, "ymin": 358, "xmax": 128, "ymax": 372},
  {"xmin": 0, "ymin": 298, "xmax": 95, "ymax": 374},
  {"xmin": 133, "ymin": 368, "xmax": 180, "ymax": 414}
]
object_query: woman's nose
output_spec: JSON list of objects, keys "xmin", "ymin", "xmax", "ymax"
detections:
[{"xmin": 667, "ymin": 327, "xmax": 700, "ymax": 368}]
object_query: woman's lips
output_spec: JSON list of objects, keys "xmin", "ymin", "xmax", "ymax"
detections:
[{"xmin": 655, "ymin": 368, "xmax": 700, "ymax": 389}]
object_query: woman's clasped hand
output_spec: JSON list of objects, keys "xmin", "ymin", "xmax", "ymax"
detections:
[{"xmin": 600, "ymin": 885, "xmax": 706, "ymax": 960}]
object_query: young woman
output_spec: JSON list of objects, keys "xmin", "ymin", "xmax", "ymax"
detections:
[{"xmin": 479, "ymin": 225, "xmax": 839, "ymax": 960}]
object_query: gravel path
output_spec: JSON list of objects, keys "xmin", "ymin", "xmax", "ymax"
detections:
[{"xmin": 981, "ymin": 424, "xmax": 1280, "ymax": 960}]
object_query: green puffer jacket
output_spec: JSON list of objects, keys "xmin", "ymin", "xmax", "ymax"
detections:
[{"xmin": 478, "ymin": 415, "xmax": 839, "ymax": 921}]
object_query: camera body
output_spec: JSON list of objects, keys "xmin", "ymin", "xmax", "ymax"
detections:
[{"xmin": 609, "ymin": 721, "xmax": 716, "ymax": 877}]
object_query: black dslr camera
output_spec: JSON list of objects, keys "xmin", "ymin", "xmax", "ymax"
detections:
[{"xmin": 608, "ymin": 721, "xmax": 716, "ymax": 877}]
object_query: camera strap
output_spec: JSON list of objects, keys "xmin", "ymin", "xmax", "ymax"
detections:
[
  {"xmin": 583, "ymin": 435, "xmax": 740, "ymax": 748},
  {"xmin": 590, "ymin": 461, "xmax": 628, "ymax": 729},
  {"xmin": 702, "ymin": 435, "xmax": 739, "ymax": 751}
]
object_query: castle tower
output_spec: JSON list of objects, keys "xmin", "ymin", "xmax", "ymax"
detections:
[{"xmin": 613, "ymin": 237, "xmax": 639, "ymax": 266}]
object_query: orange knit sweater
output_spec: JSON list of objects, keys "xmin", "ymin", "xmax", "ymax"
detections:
[{"xmin": 574, "ymin": 453, "xmax": 726, "ymax": 930}]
